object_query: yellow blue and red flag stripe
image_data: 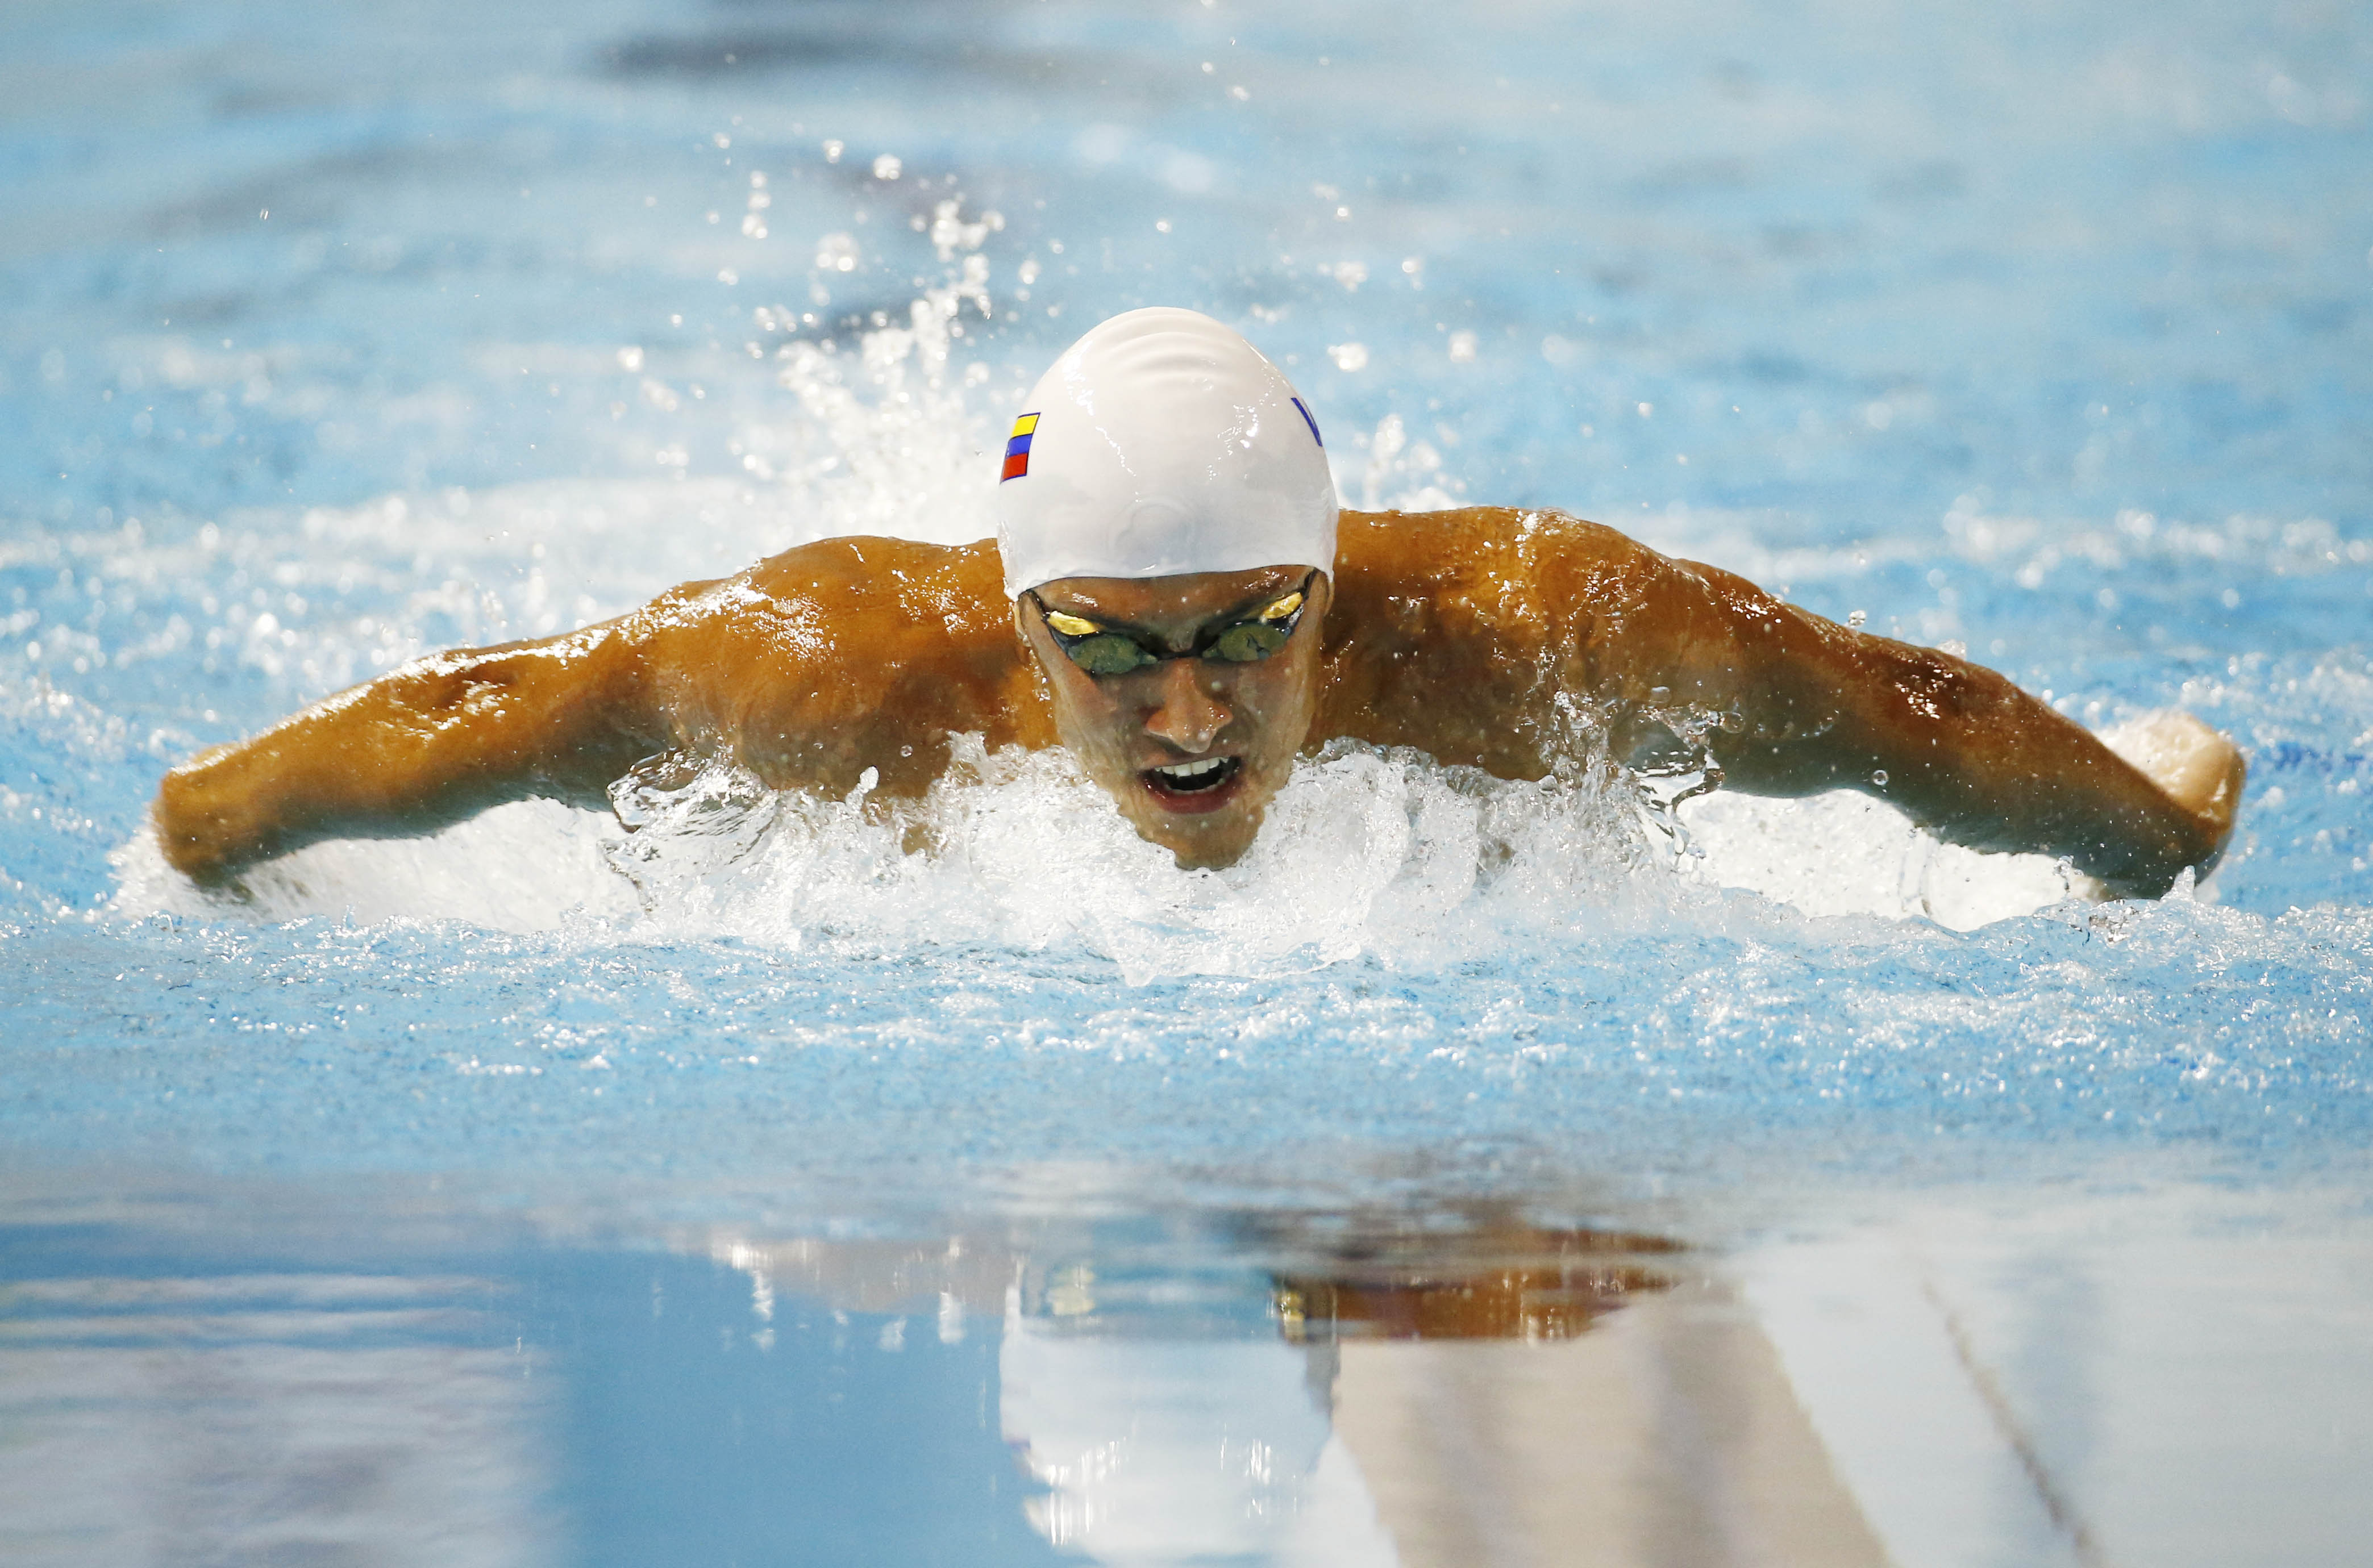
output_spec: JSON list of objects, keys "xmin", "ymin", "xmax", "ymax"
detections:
[{"xmin": 1000, "ymin": 412, "xmax": 1039, "ymax": 481}]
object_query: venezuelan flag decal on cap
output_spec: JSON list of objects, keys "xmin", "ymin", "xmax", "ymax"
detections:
[{"xmin": 1000, "ymin": 412, "xmax": 1039, "ymax": 481}]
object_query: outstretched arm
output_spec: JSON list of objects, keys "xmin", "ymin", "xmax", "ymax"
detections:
[
  {"xmin": 1588, "ymin": 548, "xmax": 2243, "ymax": 898},
  {"xmin": 153, "ymin": 614, "xmax": 671, "ymax": 890},
  {"xmin": 152, "ymin": 535, "xmax": 1035, "ymax": 890}
]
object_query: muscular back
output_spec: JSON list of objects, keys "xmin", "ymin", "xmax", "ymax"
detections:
[
  {"xmin": 1320, "ymin": 508, "xmax": 1678, "ymax": 779},
  {"xmin": 672, "ymin": 507, "xmax": 1671, "ymax": 790}
]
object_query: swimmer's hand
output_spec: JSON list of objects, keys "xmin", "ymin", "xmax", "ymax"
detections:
[
  {"xmin": 154, "ymin": 740, "xmax": 270, "ymax": 893},
  {"xmin": 2097, "ymin": 709, "xmax": 2247, "ymax": 877}
]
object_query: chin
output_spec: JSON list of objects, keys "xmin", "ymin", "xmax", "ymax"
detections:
[
  {"xmin": 1131, "ymin": 802, "xmax": 1265, "ymax": 870},
  {"xmin": 1165, "ymin": 835, "xmax": 1255, "ymax": 871}
]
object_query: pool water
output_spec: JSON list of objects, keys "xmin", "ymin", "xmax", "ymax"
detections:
[{"xmin": 3, "ymin": 1, "xmax": 2370, "ymax": 1563}]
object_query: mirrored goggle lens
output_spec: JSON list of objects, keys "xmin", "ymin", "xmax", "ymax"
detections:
[
  {"xmin": 1204, "ymin": 621, "xmax": 1289, "ymax": 663},
  {"xmin": 1056, "ymin": 633, "xmax": 1155, "ymax": 675}
]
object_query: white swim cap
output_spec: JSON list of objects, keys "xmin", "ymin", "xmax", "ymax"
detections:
[{"xmin": 994, "ymin": 307, "xmax": 1338, "ymax": 599}]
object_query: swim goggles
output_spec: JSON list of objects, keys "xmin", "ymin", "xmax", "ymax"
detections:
[{"xmin": 1026, "ymin": 570, "xmax": 1318, "ymax": 678}]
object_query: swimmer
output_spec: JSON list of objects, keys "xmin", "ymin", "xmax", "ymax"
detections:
[{"xmin": 153, "ymin": 308, "xmax": 2245, "ymax": 901}]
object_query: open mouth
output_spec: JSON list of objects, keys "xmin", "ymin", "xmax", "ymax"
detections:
[{"xmin": 1140, "ymin": 755, "xmax": 1243, "ymax": 802}]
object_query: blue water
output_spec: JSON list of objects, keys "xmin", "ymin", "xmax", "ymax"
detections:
[{"xmin": 4, "ymin": 1, "xmax": 2371, "ymax": 1561}]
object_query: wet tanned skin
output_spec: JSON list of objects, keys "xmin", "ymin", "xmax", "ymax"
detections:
[{"xmin": 153, "ymin": 507, "xmax": 2243, "ymax": 898}]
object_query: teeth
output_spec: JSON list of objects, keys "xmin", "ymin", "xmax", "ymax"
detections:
[{"xmin": 1151, "ymin": 757, "xmax": 1230, "ymax": 781}]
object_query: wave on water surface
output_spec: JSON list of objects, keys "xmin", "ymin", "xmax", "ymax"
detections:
[{"xmin": 112, "ymin": 725, "xmax": 2112, "ymax": 982}]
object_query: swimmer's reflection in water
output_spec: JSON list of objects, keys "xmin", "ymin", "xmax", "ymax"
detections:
[
  {"xmin": 710, "ymin": 1212, "xmax": 1685, "ymax": 1566},
  {"xmin": 155, "ymin": 308, "xmax": 2244, "ymax": 902},
  {"xmin": 1267, "ymin": 1217, "xmax": 1680, "ymax": 1342}
]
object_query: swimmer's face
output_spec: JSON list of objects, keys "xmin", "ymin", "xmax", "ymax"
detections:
[{"xmin": 1018, "ymin": 565, "xmax": 1330, "ymax": 869}]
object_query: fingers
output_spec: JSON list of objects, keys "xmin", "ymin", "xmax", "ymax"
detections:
[
  {"xmin": 2097, "ymin": 708, "xmax": 2247, "ymax": 874},
  {"xmin": 2100, "ymin": 710, "xmax": 2244, "ymax": 821}
]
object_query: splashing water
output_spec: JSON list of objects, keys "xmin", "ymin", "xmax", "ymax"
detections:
[
  {"xmin": 93, "ymin": 290, "xmax": 2130, "ymax": 974},
  {"xmin": 602, "ymin": 735, "xmax": 1672, "ymax": 982}
]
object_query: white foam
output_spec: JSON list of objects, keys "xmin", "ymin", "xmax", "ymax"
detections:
[
  {"xmin": 1669, "ymin": 708, "xmax": 2235, "ymax": 932},
  {"xmin": 1678, "ymin": 790, "xmax": 2090, "ymax": 932},
  {"xmin": 613, "ymin": 737, "xmax": 1672, "ymax": 980},
  {"xmin": 112, "ymin": 730, "xmax": 1679, "ymax": 977},
  {"xmin": 113, "ymin": 800, "xmax": 635, "ymax": 935},
  {"xmin": 115, "ymin": 719, "xmax": 2131, "ymax": 976}
]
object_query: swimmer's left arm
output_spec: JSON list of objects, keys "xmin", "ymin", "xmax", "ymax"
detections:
[{"xmin": 1585, "ymin": 548, "xmax": 2243, "ymax": 899}]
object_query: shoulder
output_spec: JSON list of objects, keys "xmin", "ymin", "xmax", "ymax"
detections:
[
  {"xmin": 1331, "ymin": 506, "xmax": 1668, "ymax": 625},
  {"xmin": 1337, "ymin": 505, "xmax": 1657, "ymax": 584},
  {"xmin": 627, "ymin": 533, "xmax": 1042, "ymax": 786},
  {"xmin": 742, "ymin": 535, "xmax": 1007, "ymax": 622},
  {"xmin": 633, "ymin": 535, "xmax": 1008, "ymax": 651},
  {"xmin": 618, "ymin": 533, "xmax": 1021, "ymax": 717}
]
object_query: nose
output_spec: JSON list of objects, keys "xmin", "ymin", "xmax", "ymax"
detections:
[{"xmin": 1142, "ymin": 658, "xmax": 1231, "ymax": 753}]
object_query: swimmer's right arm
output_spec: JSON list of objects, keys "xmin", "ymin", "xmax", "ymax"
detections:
[
  {"xmin": 152, "ymin": 535, "xmax": 1030, "ymax": 889},
  {"xmin": 152, "ymin": 603, "xmax": 688, "ymax": 890}
]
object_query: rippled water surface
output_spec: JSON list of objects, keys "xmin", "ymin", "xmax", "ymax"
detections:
[{"xmin": 4, "ymin": 1, "xmax": 2370, "ymax": 1563}]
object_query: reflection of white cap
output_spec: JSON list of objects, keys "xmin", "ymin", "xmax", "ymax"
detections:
[
  {"xmin": 994, "ymin": 307, "xmax": 1338, "ymax": 599},
  {"xmin": 998, "ymin": 1297, "xmax": 1399, "ymax": 1567}
]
